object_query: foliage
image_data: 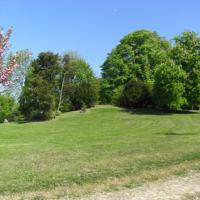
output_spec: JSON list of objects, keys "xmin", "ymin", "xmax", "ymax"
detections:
[
  {"xmin": 69, "ymin": 82, "xmax": 97, "ymax": 110},
  {"xmin": 172, "ymin": 31, "xmax": 200, "ymax": 108},
  {"xmin": 0, "ymin": 27, "xmax": 19, "ymax": 86},
  {"xmin": 4, "ymin": 50, "xmax": 32, "ymax": 100},
  {"xmin": 0, "ymin": 95, "xmax": 17, "ymax": 123},
  {"xmin": 153, "ymin": 60, "xmax": 187, "ymax": 110},
  {"xmin": 186, "ymin": 64, "xmax": 200, "ymax": 108},
  {"xmin": 19, "ymin": 51, "xmax": 97, "ymax": 120},
  {"xmin": 118, "ymin": 79, "xmax": 152, "ymax": 108},
  {"xmin": 19, "ymin": 75, "xmax": 55, "ymax": 121},
  {"xmin": 60, "ymin": 52, "xmax": 97, "ymax": 111},
  {"xmin": 100, "ymin": 29, "xmax": 170, "ymax": 103}
]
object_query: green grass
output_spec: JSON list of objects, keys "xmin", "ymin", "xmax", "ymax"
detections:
[{"xmin": 0, "ymin": 105, "xmax": 200, "ymax": 198}]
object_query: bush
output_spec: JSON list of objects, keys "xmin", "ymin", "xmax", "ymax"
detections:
[
  {"xmin": 0, "ymin": 95, "xmax": 17, "ymax": 123},
  {"xmin": 117, "ymin": 79, "xmax": 152, "ymax": 108},
  {"xmin": 61, "ymin": 82, "xmax": 98, "ymax": 111},
  {"xmin": 70, "ymin": 82, "xmax": 98, "ymax": 110}
]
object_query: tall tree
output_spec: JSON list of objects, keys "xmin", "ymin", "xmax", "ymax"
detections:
[
  {"xmin": 172, "ymin": 31, "xmax": 200, "ymax": 109},
  {"xmin": 100, "ymin": 29, "xmax": 170, "ymax": 103}
]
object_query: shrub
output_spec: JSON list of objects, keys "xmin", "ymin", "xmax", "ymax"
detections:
[
  {"xmin": 61, "ymin": 82, "xmax": 97, "ymax": 111},
  {"xmin": 69, "ymin": 82, "xmax": 98, "ymax": 110},
  {"xmin": 0, "ymin": 95, "xmax": 17, "ymax": 123},
  {"xmin": 117, "ymin": 79, "xmax": 152, "ymax": 108}
]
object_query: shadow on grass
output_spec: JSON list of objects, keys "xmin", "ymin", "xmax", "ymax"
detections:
[
  {"xmin": 156, "ymin": 132, "xmax": 199, "ymax": 136},
  {"xmin": 120, "ymin": 107, "xmax": 199, "ymax": 116}
]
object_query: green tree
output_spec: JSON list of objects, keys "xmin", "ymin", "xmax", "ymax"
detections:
[
  {"xmin": 172, "ymin": 31, "xmax": 200, "ymax": 109},
  {"xmin": 59, "ymin": 52, "xmax": 97, "ymax": 112},
  {"xmin": 0, "ymin": 95, "xmax": 17, "ymax": 123},
  {"xmin": 100, "ymin": 29, "xmax": 170, "ymax": 103},
  {"xmin": 31, "ymin": 52, "xmax": 62, "ymax": 105},
  {"xmin": 186, "ymin": 64, "xmax": 200, "ymax": 109},
  {"xmin": 153, "ymin": 61, "xmax": 187, "ymax": 110},
  {"xmin": 19, "ymin": 75, "xmax": 55, "ymax": 121}
]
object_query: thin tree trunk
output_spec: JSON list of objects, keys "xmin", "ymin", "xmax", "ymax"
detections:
[{"xmin": 57, "ymin": 73, "xmax": 66, "ymax": 112}]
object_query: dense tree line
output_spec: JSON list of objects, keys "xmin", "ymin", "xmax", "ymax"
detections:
[
  {"xmin": 1, "ymin": 27, "xmax": 200, "ymax": 123},
  {"xmin": 19, "ymin": 52, "xmax": 98, "ymax": 121},
  {"xmin": 100, "ymin": 30, "xmax": 200, "ymax": 110}
]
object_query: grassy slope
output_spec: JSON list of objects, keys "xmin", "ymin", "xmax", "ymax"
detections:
[{"xmin": 0, "ymin": 105, "xmax": 199, "ymax": 197}]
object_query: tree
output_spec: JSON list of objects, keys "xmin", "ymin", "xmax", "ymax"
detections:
[
  {"xmin": 186, "ymin": 64, "xmax": 200, "ymax": 109},
  {"xmin": 59, "ymin": 52, "xmax": 97, "ymax": 112},
  {"xmin": 0, "ymin": 27, "xmax": 19, "ymax": 86},
  {"xmin": 19, "ymin": 52, "xmax": 61, "ymax": 121},
  {"xmin": 172, "ymin": 31, "xmax": 200, "ymax": 109},
  {"xmin": 153, "ymin": 60, "xmax": 187, "ymax": 110},
  {"xmin": 100, "ymin": 30, "xmax": 170, "ymax": 103},
  {"xmin": 31, "ymin": 52, "xmax": 62, "ymax": 105},
  {"xmin": 4, "ymin": 50, "xmax": 32, "ymax": 100},
  {"xmin": 19, "ymin": 75, "xmax": 55, "ymax": 121}
]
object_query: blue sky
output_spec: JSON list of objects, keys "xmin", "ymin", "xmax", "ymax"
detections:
[{"xmin": 0, "ymin": 0, "xmax": 200, "ymax": 76}]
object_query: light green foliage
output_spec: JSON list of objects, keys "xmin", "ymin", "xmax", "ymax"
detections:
[
  {"xmin": 71, "ymin": 59, "xmax": 94, "ymax": 83},
  {"xmin": 186, "ymin": 64, "xmax": 200, "ymax": 108},
  {"xmin": 153, "ymin": 61, "xmax": 187, "ymax": 110},
  {"xmin": 172, "ymin": 31, "xmax": 200, "ymax": 108},
  {"xmin": 100, "ymin": 30, "xmax": 170, "ymax": 103},
  {"xmin": 60, "ymin": 52, "xmax": 97, "ymax": 111},
  {"xmin": 0, "ymin": 95, "xmax": 16, "ymax": 123}
]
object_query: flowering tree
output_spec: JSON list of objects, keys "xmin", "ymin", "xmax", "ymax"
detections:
[{"xmin": 0, "ymin": 27, "xmax": 18, "ymax": 86}]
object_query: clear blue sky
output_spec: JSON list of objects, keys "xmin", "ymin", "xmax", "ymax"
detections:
[{"xmin": 1, "ymin": 0, "xmax": 200, "ymax": 76}]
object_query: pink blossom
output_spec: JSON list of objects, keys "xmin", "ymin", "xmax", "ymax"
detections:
[{"xmin": 0, "ymin": 27, "xmax": 19, "ymax": 85}]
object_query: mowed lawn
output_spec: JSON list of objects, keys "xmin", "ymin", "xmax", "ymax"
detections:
[{"xmin": 0, "ymin": 105, "xmax": 200, "ymax": 197}]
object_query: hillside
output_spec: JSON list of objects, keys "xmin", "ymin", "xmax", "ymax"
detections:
[{"xmin": 0, "ymin": 106, "xmax": 199, "ymax": 199}]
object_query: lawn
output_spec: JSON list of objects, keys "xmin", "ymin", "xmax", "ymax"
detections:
[{"xmin": 0, "ymin": 105, "xmax": 199, "ymax": 198}]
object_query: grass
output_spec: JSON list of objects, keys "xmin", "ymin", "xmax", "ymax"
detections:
[{"xmin": 0, "ymin": 105, "xmax": 199, "ymax": 198}]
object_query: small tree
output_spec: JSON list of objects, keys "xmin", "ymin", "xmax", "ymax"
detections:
[
  {"xmin": 0, "ymin": 28, "xmax": 18, "ymax": 86},
  {"xmin": 153, "ymin": 60, "xmax": 187, "ymax": 110}
]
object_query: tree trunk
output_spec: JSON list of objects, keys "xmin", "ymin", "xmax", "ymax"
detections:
[{"xmin": 57, "ymin": 73, "xmax": 66, "ymax": 112}]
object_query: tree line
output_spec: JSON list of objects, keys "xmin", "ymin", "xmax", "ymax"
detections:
[
  {"xmin": 0, "ymin": 28, "xmax": 200, "ymax": 122},
  {"xmin": 100, "ymin": 29, "xmax": 200, "ymax": 110}
]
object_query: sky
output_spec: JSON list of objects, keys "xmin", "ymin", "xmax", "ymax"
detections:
[{"xmin": 1, "ymin": 0, "xmax": 200, "ymax": 76}]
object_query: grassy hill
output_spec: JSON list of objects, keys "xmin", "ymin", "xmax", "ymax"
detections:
[{"xmin": 0, "ymin": 105, "xmax": 200, "ymax": 198}]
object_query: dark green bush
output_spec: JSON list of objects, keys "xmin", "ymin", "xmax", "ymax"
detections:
[
  {"xmin": 61, "ymin": 82, "xmax": 98, "ymax": 111},
  {"xmin": 19, "ymin": 75, "xmax": 56, "ymax": 121},
  {"xmin": 117, "ymin": 79, "xmax": 152, "ymax": 108}
]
